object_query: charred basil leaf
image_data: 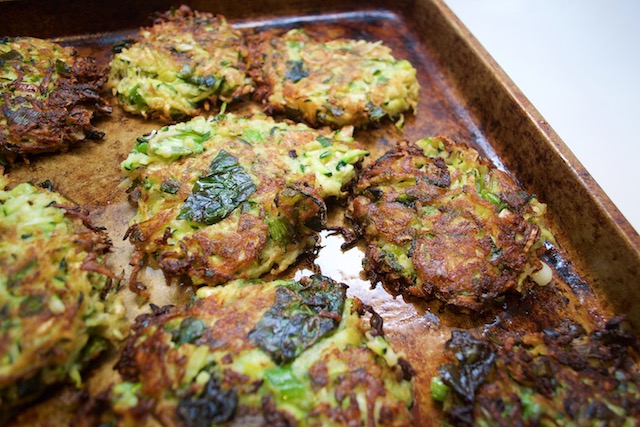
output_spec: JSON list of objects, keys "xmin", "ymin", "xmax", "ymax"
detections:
[
  {"xmin": 178, "ymin": 150, "xmax": 256, "ymax": 225},
  {"xmin": 326, "ymin": 104, "xmax": 344, "ymax": 118},
  {"xmin": 248, "ymin": 275, "xmax": 346, "ymax": 364},
  {"xmin": 183, "ymin": 75, "xmax": 217, "ymax": 88},
  {"xmin": 438, "ymin": 331, "xmax": 495, "ymax": 403},
  {"xmin": 172, "ymin": 317, "xmax": 206, "ymax": 345},
  {"xmin": 366, "ymin": 102, "xmax": 386, "ymax": 121},
  {"xmin": 284, "ymin": 60, "xmax": 309, "ymax": 83},
  {"xmin": 177, "ymin": 375, "xmax": 237, "ymax": 427},
  {"xmin": 160, "ymin": 179, "xmax": 181, "ymax": 195},
  {"xmin": 79, "ymin": 336, "xmax": 109, "ymax": 365},
  {"xmin": 0, "ymin": 49, "xmax": 23, "ymax": 63},
  {"xmin": 54, "ymin": 59, "xmax": 71, "ymax": 75},
  {"xmin": 275, "ymin": 185, "xmax": 326, "ymax": 232}
]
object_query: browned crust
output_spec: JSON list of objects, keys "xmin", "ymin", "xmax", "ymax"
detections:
[
  {"xmin": 1, "ymin": 44, "xmax": 111, "ymax": 163},
  {"xmin": 349, "ymin": 139, "xmax": 542, "ymax": 310}
]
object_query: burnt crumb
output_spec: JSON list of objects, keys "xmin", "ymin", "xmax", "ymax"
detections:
[
  {"xmin": 354, "ymin": 297, "xmax": 384, "ymax": 337},
  {"xmin": 398, "ymin": 358, "xmax": 415, "ymax": 382},
  {"xmin": 177, "ymin": 375, "xmax": 238, "ymax": 427},
  {"xmin": 326, "ymin": 224, "xmax": 358, "ymax": 250},
  {"xmin": 37, "ymin": 179, "xmax": 54, "ymax": 191},
  {"xmin": 261, "ymin": 396, "xmax": 296, "ymax": 427},
  {"xmin": 84, "ymin": 129, "xmax": 105, "ymax": 140}
]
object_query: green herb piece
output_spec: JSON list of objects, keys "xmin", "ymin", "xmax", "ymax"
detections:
[
  {"xmin": 267, "ymin": 216, "xmax": 292, "ymax": 245},
  {"xmin": 243, "ymin": 128, "xmax": 264, "ymax": 143},
  {"xmin": 19, "ymin": 295, "xmax": 45, "ymax": 317},
  {"xmin": 430, "ymin": 376, "xmax": 449, "ymax": 402},
  {"xmin": 284, "ymin": 60, "xmax": 309, "ymax": 83},
  {"xmin": 248, "ymin": 275, "xmax": 346, "ymax": 364},
  {"xmin": 134, "ymin": 138, "xmax": 149, "ymax": 154},
  {"xmin": 475, "ymin": 179, "xmax": 508, "ymax": 211},
  {"xmin": 129, "ymin": 84, "xmax": 147, "ymax": 109},
  {"xmin": 264, "ymin": 367, "xmax": 307, "ymax": 401},
  {"xmin": 54, "ymin": 59, "xmax": 71, "ymax": 75},
  {"xmin": 160, "ymin": 179, "xmax": 181, "ymax": 195},
  {"xmin": 366, "ymin": 102, "xmax": 386, "ymax": 121},
  {"xmin": 397, "ymin": 193, "xmax": 417, "ymax": 206},
  {"xmin": 79, "ymin": 336, "xmax": 110, "ymax": 365},
  {"xmin": 175, "ymin": 129, "xmax": 211, "ymax": 145},
  {"xmin": 178, "ymin": 150, "xmax": 256, "ymax": 225},
  {"xmin": 326, "ymin": 104, "xmax": 344, "ymax": 118},
  {"xmin": 0, "ymin": 49, "xmax": 22, "ymax": 63},
  {"xmin": 191, "ymin": 75, "xmax": 217, "ymax": 88},
  {"xmin": 172, "ymin": 317, "xmax": 206, "ymax": 346},
  {"xmin": 316, "ymin": 136, "xmax": 332, "ymax": 147},
  {"xmin": 482, "ymin": 191, "xmax": 508, "ymax": 211},
  {"xmin": 275, "ymin": 186, "xmax": 326, "ymax": 232}
]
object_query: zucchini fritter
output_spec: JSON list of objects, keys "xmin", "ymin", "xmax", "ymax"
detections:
[
  {"xmin": 105, "ymin": 275, "xmax": 414, "ymax": 426},
  {"xmin": 250, "ymin": 29, "xmax": 419, "ymax": 128},
  {"xmin": 0, "ymin": 37, "xmax": 111, "ymax": 163},
  {"xmin": 349, "ymin": 137, "xmax": 553, "ymax": 310},
  {"xmin": 0, "ymin": 177, "xmax": 127, "ymax": 411},
  {"xmin": 431, "ymin": 320, "xmax": 640, "ymax": 426},
  {"xmin": 108, "ymin": 6, "xmax": 253, "ymax": 120},
  {"xmin": 122, "ymin": 113, "xmax": 368, "ymax": 289}
]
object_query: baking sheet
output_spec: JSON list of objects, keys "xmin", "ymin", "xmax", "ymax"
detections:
[{"xmin": 3, "ymin": 0, "xmax": 640, "ymax": 424}]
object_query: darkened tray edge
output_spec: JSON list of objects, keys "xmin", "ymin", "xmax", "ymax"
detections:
[{"xmin": 411, "ymin": 0, "xmax": 640, "ymax": 327}]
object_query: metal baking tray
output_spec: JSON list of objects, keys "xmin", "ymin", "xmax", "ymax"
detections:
[{"xmin": 3, "ymin": 0, "xmax": 640, "ymax": 424}]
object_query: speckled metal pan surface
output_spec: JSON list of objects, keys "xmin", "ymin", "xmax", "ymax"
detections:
[{"xmin": 2, "ymin": 0, "xmax": 639, "ymax": 424}]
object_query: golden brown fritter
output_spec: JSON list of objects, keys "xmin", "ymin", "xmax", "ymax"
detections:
[
  {"xmin": 108, "ymin": 6, "xmax": 253, "ymax": 120},
  {"xmin": 349, "ymin": 137, "xmax": 554, "ymax": 310},
  {"xmin": 100, "ymin": 275, "xmax": 413, "ymax": 426},
  {"xmin": 0, "ymin": 37, "xmax": 111, "ymax": 164},
  {"xmin": 0, "ymin": 177, "xmax": 127, "ymax": 413},
  {"xmin": 250, "ymin": 28, "xmax": 419, "ymax": 128},
  {"xmin": 122, "ymin": 113, "xmax": 368, "ymax": 290}
]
